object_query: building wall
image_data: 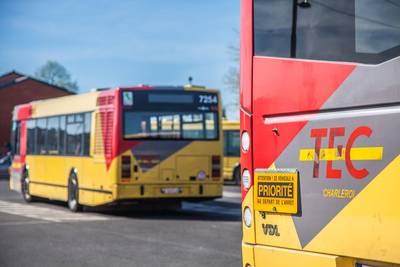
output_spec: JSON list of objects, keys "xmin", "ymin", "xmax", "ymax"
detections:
[{"xmin": 0, "ymin": 79, "xmax": 72, "ymax": 147}]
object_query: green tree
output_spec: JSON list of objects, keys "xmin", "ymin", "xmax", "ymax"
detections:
[{"xmin": 35, "ymin": 61, "xmax": 79, "ymax": 92}]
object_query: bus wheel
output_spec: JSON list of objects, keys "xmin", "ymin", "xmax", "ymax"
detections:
[
  {"xmin": 21, "ymin": 170, "xmax": 33, "ymax": 202},
  {"xmin": 68, "ymin": 173, "xmax": 82, "ymax": 212},
  {"xmin": 233, "ymin": 166, "xmax": 241, "ymax": 185}
]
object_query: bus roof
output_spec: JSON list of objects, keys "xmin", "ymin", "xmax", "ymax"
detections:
[
  {"xmin": 223, "ymin": 120, "xmax": 240, "ymax": 130},
  {"xmin": 13, "ymin": 85, "xmax": 219, "ymax": 120}
]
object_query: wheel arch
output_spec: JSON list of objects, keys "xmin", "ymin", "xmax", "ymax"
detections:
[{"xmin": 68, "ymin": 167, "xmax": 79, "ymax": 181}]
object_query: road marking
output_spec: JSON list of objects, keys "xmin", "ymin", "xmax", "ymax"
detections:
[
  {"xmin": 182, "ymin": 202, "xmax": 240, "ymax": 216},
  {"xmin": 223, "ymin": 191, "xmax": 241, "ymax": 198},
  {"xmin": 0, "ymin": 200, "xmax": 109, "ymax": 223}
]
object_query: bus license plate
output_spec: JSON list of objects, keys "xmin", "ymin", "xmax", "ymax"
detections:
[
  {"xmin": 254, "ymin": 169, "xmax": 299, "ymax": 215},
  {"xmin": 161, "ymin": 187, "xmax": 181, "ymax": 194}
]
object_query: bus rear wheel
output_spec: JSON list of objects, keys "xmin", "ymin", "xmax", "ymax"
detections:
[
  {"xmin": 68, "ymin": 173, "xmax": 82, "ymax": 212},
  {"xmin": 233, "ymin": 166, "xmax": 241, "ymax": 185},
  {"xmin": 21, "ymin": 170, "xmax": 33, "ymax": 202}
]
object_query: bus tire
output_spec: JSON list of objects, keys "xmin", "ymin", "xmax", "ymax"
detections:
[
  {"xmin": 233, "ymin": 166, "xmax": 241, "ymax": 185},
  {"xmin": 68, "ymin": 173, "xmax": 82, "ymax": 212},
  {"xmin": 21, "ymin": 169, "xmax": 33, "ymax": 203}
]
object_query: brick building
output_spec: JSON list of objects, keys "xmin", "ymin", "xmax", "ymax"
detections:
[{"xmin": 0, "ymin": 71, "xmax": 74, "ymax": 146}]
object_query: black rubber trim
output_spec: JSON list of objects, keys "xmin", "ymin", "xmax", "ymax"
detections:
[
  {"xmin": 30, "ymin": 181, "xmax": 67, "ymax": 188},
  {"xmin": 79, "ymin": 187, "xmax": 113, "ymax": 195}
]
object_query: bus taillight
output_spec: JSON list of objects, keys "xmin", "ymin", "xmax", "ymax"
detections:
[
  {"xmin": 121, "ymin": 156, "xmax": 131, "ymax": 179},
  {"xmin": 212, "ymin": 155, "xmax": 221, "ymax": 178}
]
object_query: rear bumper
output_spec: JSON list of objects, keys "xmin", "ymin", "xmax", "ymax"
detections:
[
  {"xmin": 114, "ymin": 183, "xmax": 223, "ymax": 200},
  {"xmin": 242, "ymin": 243, "xmax": 357, "ymax": 267}
]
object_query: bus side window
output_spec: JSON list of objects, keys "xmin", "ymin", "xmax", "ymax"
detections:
[
  {"xmin": 59, "ymin": 116, "xmax": 66, "ymax": 155},
  {"xmin": 47, "ymin": 117, "xmax": 60, "ymax": 155},
  {"xmin": 66, "ymin": 114, "xmax": 83, "ymax": 156},
  {"xmin": 224, "ymin": 130, "xmax": 229, "ymax": 156},
  {"xmin": 36, "ymin": 118, "xmax": 47, "ymax": 155},
  {"xmin": 27, "ymin": 119, "xmax": 36, "ymax": 155},
  {"xmin": 228, "ymin": 131, "xmax": 240, "ymax": 157}
]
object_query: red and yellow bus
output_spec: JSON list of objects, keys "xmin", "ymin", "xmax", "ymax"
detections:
[
  {"xmin": 10, "ymin": 86, "xmax": 223, "ymax": 211},
  {"xmin": 241, "ymin": 0, "xmax": 400, "ymax": 266}
]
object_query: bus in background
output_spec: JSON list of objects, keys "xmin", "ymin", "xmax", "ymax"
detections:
[
  {"xmin": 10, "ymin": 85, "xmax": 223, "ymax": 211},
  {"xmin": 223, "ymin": 120, "xmax": 240, "ymax": 184},
  {"xmin": 241, "ymin": 0, "xmax": 400, "ymax": 266}
]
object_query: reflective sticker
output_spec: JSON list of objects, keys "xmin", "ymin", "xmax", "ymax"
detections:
[
  {"xmin": 123, "ymin": 91, "xmax": 133, "ymax": 106},
  {"xmin": 254, "ymin": 169, "xmax": 299, "ymax": 215}
]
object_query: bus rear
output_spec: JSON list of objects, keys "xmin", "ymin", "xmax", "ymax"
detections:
[
  {"xmin": 113, "ymin": 86, "xmax": 223, "ymax": 204},
  {"xmin": 241, "ymin": 0, "xmax": 400, "ymax": 266}
]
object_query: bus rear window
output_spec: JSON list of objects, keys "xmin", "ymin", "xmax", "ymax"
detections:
[
  {"xmin": 123, "ymin": 111, "xmax": 218, "ymax": 140},
  {"xmin": 254, "ymin": 0, "xmax": 400, "ymax": 64}
]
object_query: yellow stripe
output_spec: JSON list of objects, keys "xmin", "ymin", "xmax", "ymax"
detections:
[{"xmin": 299, "ymin": 147, "xmax": 383, "ymax": 161}]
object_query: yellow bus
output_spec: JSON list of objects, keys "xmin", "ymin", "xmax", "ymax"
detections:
[
  {"xmin": 223, "ymin": 120, "xmax": 240, "ymax": 184},
  {"xmin": 9, "ymin": 86, "xmax": 223, "ymax": 211}
]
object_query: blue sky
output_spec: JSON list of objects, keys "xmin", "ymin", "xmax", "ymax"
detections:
[{"xmin": 0, "ymin": 0, "xmax": 240, "ymax": 119}]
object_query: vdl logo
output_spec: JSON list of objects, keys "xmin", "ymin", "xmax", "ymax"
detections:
[
  {"xmin": 262, "ymin": 224, "xmax": 280, "ymax": 236},
  {"xmin": 299, "ymin": 126, "xmax": 384, "ymax": 179}
]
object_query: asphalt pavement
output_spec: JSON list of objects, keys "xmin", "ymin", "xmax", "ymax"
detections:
[{"xmin": 0, "ymin": 178, "xmax": 242, "ymax": 267}]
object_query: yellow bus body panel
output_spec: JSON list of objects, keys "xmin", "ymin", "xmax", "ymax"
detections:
[
  {"xmin": 222, "ymin": 120, "xmax": 240, "ymax": 181},
  {"xmin": 244, "ymin": 156, "xmax": 400, "ymax": 266},
  {"xmin": 252, "ymin": 246, "xmax": 355, "ymax": 267},
  {"xmin": 305, "ymin": 155, "xmax": 400, "ymax": 264},
  {"xmin": 115, "ymin": 139, "xmax": 223, "ymax": 200}
]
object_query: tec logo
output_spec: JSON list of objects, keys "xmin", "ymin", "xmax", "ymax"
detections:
[{"xmin": 299, "ymin": 126, "xmax": 383, "ymax": 179}]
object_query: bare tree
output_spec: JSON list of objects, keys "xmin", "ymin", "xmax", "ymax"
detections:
[
  {"xmin": 223, "ymin": 30, "xmax": 240, "ymax": 118},
  {"xmin": 35, "ymin": 61, "xmax": 79, "ymax": 92}
]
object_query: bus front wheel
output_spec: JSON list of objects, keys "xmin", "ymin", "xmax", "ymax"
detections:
[
  {"xmin": 68, "ymin": 173, "xmax": 82, "ymax": 212},
  {"xmin": 21, "ymin": 170, "xmax": 33, "ymax": 202}
]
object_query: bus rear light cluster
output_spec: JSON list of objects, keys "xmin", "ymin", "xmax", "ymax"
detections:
[
  {"xmin": 212, "ymin": 155, "xmax": 221, "ymax": 178},
  {"xmin": 242, "ymin": 169, "xmax": 251, "ymax": 190},
  {"xmin": 121, "ymin": 156, "xmax": 131, "ymax": 178},
  {"xmin": 243, "ymin": 207, "xmax": 252, "ymax": 227},
  {"xmin": 241, "ymin": 131, "xmax": 250, "ymax": 152}
]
